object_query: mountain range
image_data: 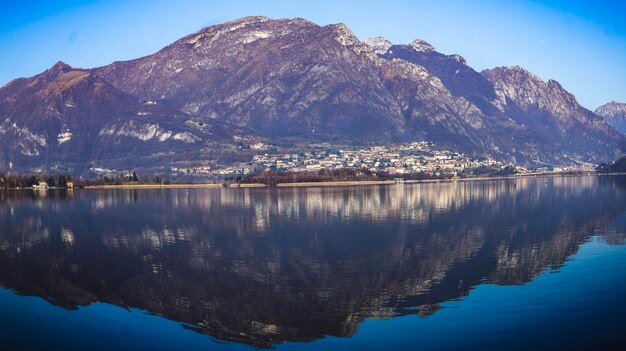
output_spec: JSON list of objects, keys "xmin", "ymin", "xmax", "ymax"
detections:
[{"xmin": 0, "ymin": 16, "xmax": 623, "ymax": 175}]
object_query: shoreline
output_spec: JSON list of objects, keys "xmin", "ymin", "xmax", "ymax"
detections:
[
  {"xmin": 5, "ymin": 172, "xmax": 626, "ymax": 191},
  {"xmin": 84, "ymin": 183, "xmax": 224, "ymax": 190},
  {"xmin": 83, "ymin": 171, "xmax": 626, "ymax": 189},
  {"xmin": 272, "ymin": 171, "xmax": 613, "ymax": 188}
]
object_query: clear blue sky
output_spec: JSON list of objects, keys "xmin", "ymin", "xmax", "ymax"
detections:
[{"xmin": 1, "ymin": 0, "xmax": 625, "ymax": 109}]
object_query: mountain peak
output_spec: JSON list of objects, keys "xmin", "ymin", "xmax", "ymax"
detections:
[
  {"xmin": 326, "ymin": 23, "xmax": 359, "ymax": 46},
  {"xmin": 50, "ymin": 61, "xmax": 72, "ymax": 71},
  {"xmin": 200, "ymin": 16, "xmax": 316, "ymax": 35},
  {"xmin": 190, "ymin": 16, "xmax": 272, "ymax": 40},
  {"xmin": 410, "ymin": 39, "xmax": 435, "ymax": 52},
  {"xmin": 364, "ymin": 37, "xmax": 392, "ymax": 55},
  {"xmin": 223, "ymin": 16, "xmax": 271, "ymax": 26},
  {"xmin": 35, "ymin": 61, "xmax": 81, "ymax": 82},
  {"xmin": 596, "ymin": 101, "xmax": 626, "ymax": 118},
  {"xmin": 596, "ymin": 101, "xmax": 625, "ymax": 112},
  {"xmin": 508, "ymin": 65, "xmax": 534, "ymax": 75},
  {"xmin": 547, "ymin": 79, "xmax": 564, "ymax": 90},
  {"xmin": 595, "ymin": 101, "xmax": 626, "ymax": 133},
  {"xmin": 449, "ymin": 54, "xmax": 467, "ymax": 65},
  {"xmin": 483, "ymin": 65, "xmax": 543, "ymax": 83}
]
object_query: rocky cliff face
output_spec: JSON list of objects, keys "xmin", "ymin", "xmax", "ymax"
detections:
[
  {"xmin": 596, "ymin": 102, "xmax": 626, "ymax": 133},
  {"xmin": 0, "ymin": 16, "xmax": 623, "ymax": 174}
]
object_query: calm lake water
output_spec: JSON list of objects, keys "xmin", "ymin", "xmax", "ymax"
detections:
[{"xmin": 1, "ymin": 175, "xmax": 626, "ymax": 350}]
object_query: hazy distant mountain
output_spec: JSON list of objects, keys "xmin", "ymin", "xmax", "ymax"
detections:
[
  {"xmin": 595, "ymin": 102, "xmax": 626, "ymax": 133},
  {"xmin": 0, "ymin": 16, "xmax": 623, "ymax": 174}
]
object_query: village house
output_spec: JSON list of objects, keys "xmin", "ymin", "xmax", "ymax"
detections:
[{"xmin": 33, "ymin": 181, "xmax": 48, "ymax": 190}]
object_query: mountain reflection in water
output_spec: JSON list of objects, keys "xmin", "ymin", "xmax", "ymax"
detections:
[{"xmin": 0, "ymin": 176, "xmax": 625, "ymax": 348}]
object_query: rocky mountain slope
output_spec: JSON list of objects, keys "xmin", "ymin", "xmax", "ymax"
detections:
[
  {"xmin": 481, "ymin": 66, "xmax": 622, "ymax": 164},
  {"xmin": 596, "ymin": 101, "xmax": 626, "ymax": 133},
  {"xmin": 94, "ymin": 17, "xmax": 407, "ymax": 140},
  {"xmin": 0, "ymin": 16, "xmax": 623, "ymax": 174},
  {"xmin": 0, "ymin": 61, "xmax": 256, "ymax": 173}
]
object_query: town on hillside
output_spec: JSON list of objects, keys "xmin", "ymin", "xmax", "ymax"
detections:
[{"xmin": 171, "ymin": 141, "xmax": 595, "ymax": 179}]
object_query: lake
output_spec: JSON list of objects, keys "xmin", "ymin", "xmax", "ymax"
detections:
[{"xmin": 1, "ymin": 175, "xmax": 626, "ymax": 350}]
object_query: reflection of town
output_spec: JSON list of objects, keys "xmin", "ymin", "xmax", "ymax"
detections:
[{"xmin": 0, "ymin": 176, "xmax": 625, "ymax": 348}]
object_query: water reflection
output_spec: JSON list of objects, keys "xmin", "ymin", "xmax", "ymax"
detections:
[{"xmin": 0, "ymin": 176, "xmax": 626, "ymax": 348}]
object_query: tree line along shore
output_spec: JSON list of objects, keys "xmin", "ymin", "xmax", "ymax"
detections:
[{"xmin": 0, "ymin": 166, "xmax": 607, "ymax": 190}]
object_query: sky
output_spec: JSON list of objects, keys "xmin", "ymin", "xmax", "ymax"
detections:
[{"xmin": 1, "ymin": 0, "xmax": 625, "ymax": 110}]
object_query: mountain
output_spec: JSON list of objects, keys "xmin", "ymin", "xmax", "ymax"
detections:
[
  {"xmin": 91, "ymin": 16, "xmax": 626, "ymax": 165},
  {"xmin": 481, "ymin": 66, "xmax": 623, "ymax": 164},
  {"xmin": 94, "ymin": 17, "xmax": 407, "ymax": 140},
  {"xmin": 0, "ymin": 61, "xmax": 256, "ymax": 174},
  {"xmin": 0, "ymin": 16, "xmax": 623, "ymax": 174},
  {"xmin": 596, "ymin": 154, "xmax": 626, "ymax": 173},
  {"xmin": 596, "ymin": 102, "xmax": 626, "ymax": 133},
  {"xmin": 377, "ymin": 41, "xmax": 624, "ymax": 165}
]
